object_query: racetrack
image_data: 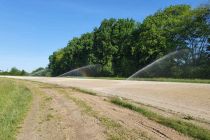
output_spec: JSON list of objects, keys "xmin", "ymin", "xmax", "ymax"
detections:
[{"xmin": 3, "ymin": 76, "xmax": 210, "ymax": 123}]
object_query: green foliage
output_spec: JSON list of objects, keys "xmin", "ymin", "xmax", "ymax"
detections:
[
  {"xmin": 49, "ymin": 33, "xmax": 94, "ymax": 76},
  {"xmin": 48, "ymin": 4, "xmax": 210, "ymax": 78},
  {"xmin": 93, "ymin": 18, "xmax": 139, "ymax": 76},
  {"xmin": 135, "ymin": 5, "xmax": 191, "ymax": 62},
  {"xmin": 0, "ymin": 67, "xmax": 28, "ymax": 76},
  {"xmin": 70, "ymin": 86, "xmax": 97, "ymax": 96},
  {"xmin": 111, "ymin": 97, "xmax": 210, "ymax": 140},
  {"xmin": 0, "ymin": 78, "xmax": 32, "ymax": 140},
  {"xmin": 31, "ymin": 67, "xmax": 45, "ymax": 73}
]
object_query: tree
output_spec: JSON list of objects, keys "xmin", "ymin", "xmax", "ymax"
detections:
[
  {"xmin": 93, "ymin": 18, "xmax": 138, "ymax": 76},
  {"xmin": 10, "ymin": 67, "xmax": 21, "ymax": 75},
  {"xmin": 0, "ymin": 67, "xmax": 28, "ymax": 76},
  {"xmin": 133, "ymin": 5, "xmax": 191, "ymax": 67},
  {"xmin": 48, "ymin": 4, "xmax": 210, "ymax": 78},
  {"xmin": 49, "ymin": 49, "xmax": 65, "ymax": 76},
  {"xmin": 49, "ymin": 33, "xmax": 94, "ymax": 76}
]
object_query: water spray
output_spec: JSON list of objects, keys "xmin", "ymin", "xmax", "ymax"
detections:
[
  {"xmin": 58, "ymin": 64, "xmax": 102, "ymax": 77},
  {"xmin": 127, "ymin": 49, "xmax": 190, "ymax": 80}
]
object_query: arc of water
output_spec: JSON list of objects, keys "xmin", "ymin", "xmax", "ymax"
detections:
[
  {"xmin": 127, "ymin": 49, "xmax": 190, "ymax": 80},
  {"xmin": 58, "ymin": 64, "xmax": 101, "ymax": 77},
  {"xmin": 31, "ymin": 69, "xmax": 47, "ymax": 76}
]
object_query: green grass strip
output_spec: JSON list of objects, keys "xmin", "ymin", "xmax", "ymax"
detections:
[
  {"xmin": 0, "ymin": 78, "xmax": 32, "ymax": 140},
  {"xmin": 111, "ymin": 97, "xmax": 210, "ymax": 140},
  {"xmin": 70, "ymin": 86, "xmax": 97, "ymax": 96},
  {"xmin": 63, "ymin": 77, "xmax": 210, "ymax": 84},
  {"xmin": 129, "ymin": 78, "xmax": 210, "ymax": 84}
]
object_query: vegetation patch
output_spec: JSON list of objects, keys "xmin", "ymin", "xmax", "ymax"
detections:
[
  {"xmin": 76, "ymin": 77, "xmax": 210, "ymax": 84},
  {"xmin": 0, "ymin": 78, "xmax": 32, "ymax": 140},
  {"xmin": 183, "ymin": 115, "xmax": 193, "ymax": 120},
  {"xmin": 45, "ymin": 96, "xmax": 53, "ymax": 101},
  {"xmin": 111, "ymin": 97, "xmax": 210, "ymax": 140},
  {"xmin": 131, "ymin": 78, "xmax": 210, "ymax": 84},
  {"xmin": 70, "ymin": 86, "xmax": 97, "ymax": 96},
  {"xmin": 46, "ymin": 114, "xmax": 54, "ymax": 121}
]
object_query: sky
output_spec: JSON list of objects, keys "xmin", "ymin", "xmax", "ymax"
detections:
[{"xmin": 0, "ymin": 0, "xmax": 208, "ymax": 72}]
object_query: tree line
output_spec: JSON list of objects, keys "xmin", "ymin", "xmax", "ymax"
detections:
[
  {"xmin": 0, "ymin": 67, "xmax": 51, "ymax": 76},
  {"xmin": 0, "ymin": 67, "xmax": 28, "ymax": 76},
  {"xmin": 3, "ymin": 5, "xmax": 208, "ymax": 78},
  {"xmin": 1, "ymin": 5, "xmax": 209, "ymax": 78},
  {"xmin": 49, "ymin": 4, "xmax": 210, "ymax": 78}
]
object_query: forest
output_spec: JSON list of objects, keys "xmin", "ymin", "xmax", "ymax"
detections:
[{"xmin": 48, "ymin": 4, "xmax": 210, "ymax": 78}]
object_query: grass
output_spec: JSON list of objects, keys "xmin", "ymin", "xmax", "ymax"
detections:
[
  {"xmin": 60, "ymin": 76, "xmax": 210, "ymax": 84},
  {"xmin": 46, "ymin": 114, "xmax": 54, "ymax": 121},
  {"xmin": 70, "ymin": 86, "xmax": 97, "ymax": 96},
  {"xmin": 131, "ymin": 78, "xmax": 210, "ymax": 84},
  {"xmin": 111, "ymin": 97, "xmax": 210, "ymax": 140},
  {"xmin": 59, "ymin": 76, "xmax": 125, "ymax": 80},
  {"xmin": 44, "ymin": 96, "xmax": 53, "ymax": 101},
  {"xmin": 96, "ymin": 77, "xmax": 210, "ymax": 84},
  {"xmin": 0, "ymin": 78, "xmax": 32, "ymax": 140}
]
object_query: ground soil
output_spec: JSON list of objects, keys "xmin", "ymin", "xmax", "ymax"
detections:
[
  {"xmin": 1, "ymin": 76, "xmax": 209, "ymax": 139},
  {"xmin": 17, "ymin": 82, "xmax": 106, "ymax": 140},
  {"xmin": 69, "ymin": 89, "xmax": 190, "ymax": 140},
  {"xmin": 8, "ymin": 76, "xmax": 210, "ymax": 123},
  {"xmin": 14, "ymin": 80, "xmax": 193, "ymax": 140}
]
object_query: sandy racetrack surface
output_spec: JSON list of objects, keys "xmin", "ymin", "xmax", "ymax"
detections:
[
  {"xmin": 16, "ymin": 80, "xmax": 190, "ymax": 140},
  {"xmin": 3, "ymin": 76, "xmax": 210, "ymax": 123}
]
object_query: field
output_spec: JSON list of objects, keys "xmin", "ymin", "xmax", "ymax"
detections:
[{"xmin": 0, "ymin": 76, "xmax": 210, "ymax": 140}]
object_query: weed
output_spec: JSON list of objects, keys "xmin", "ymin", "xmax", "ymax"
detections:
[{"xmin": 111, "ymin": 97, "xmax": 210, "ymax": 140}]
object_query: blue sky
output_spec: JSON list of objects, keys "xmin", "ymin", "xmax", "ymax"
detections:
[{"xmin": 0, "ymin": 0, "xmax": 208, "ymax": 72}]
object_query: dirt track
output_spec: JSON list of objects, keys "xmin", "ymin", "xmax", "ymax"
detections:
[
  {"xmin": 16, "ymin": 80, "xmax": 189, "ymax": 140},
  {"xmin": 17, "ymin": 82, "xmax": 106, "ymax": 140},
  {"xmin": 3, "ymin": 76, "xmax": 210, "ymax": 123}
]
